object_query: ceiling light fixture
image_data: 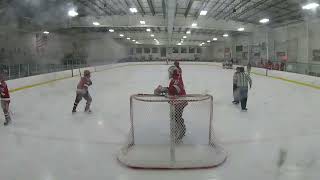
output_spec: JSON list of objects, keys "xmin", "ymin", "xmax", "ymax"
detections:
[
  {"xmin": 192, "ymin": 23, "xmax": 197, "ymax": 27},
  {"xmin": 223, "ymin": 33, "xmax": 229, "ymax": 37},
  {"xmin": 130, "ymin": 8, "xmax": 138, "ymax": 13},
  {"xmin": 186, "ymin": 30, "xmax": 191, "ymax": 34},
  {"xmin": 43, "ymin": 31, "xmax": 50, "ymax": 34},
  {"xmin": 213, "ymin": 38, "xmax": 218, "ymax": 41},
  {"xmin": 146, "ymin": 28, "xmax": 151, "ymax": 32},
  {"xmin": 119, "ymin": 34, "xmax": 124, "ymax": 37},
  {"xmin": 93, "ymin": 22, "xmax": 100, "ymax": 26},
  {"xmin": 150, "ymin": 34, "xmax": 154, "ymax": 37},
  {"xmin": 127, "ymin": 37, "xmax": 131, "ymax": 40},
  {"xmin": 183, "ymin": 36, "xmax": 187, "ymax": 39},
  {"xmin": 68, "ymin": 9, "xmax": 78, "ymax": 17},
  {"xmin": 132, "ymin": 40, "xmax": 136, "ymax": 42},
  {"xmin": 259, "ymin": 18, "xmax": 270, "ymax": 24},
  {"xmin": 238, "ymin": 27, "xmax": 245, "ymax": 31},
  {"xmin": 207, "ymin": 40, "xmax": 211, "ymax": 43},
  {"xmin": 140, "ymin": 20, "xmax": 146, "ymax": 24},
  {"xmin": 302, "ymin": 3, "xmax": 319, "ymax": 10},
  {"xmin": 109, "ymin": 29, "xmax": 114, "ymax": 32},
  {"xmin": 200, "ymin": 10, "xmax": 208, "ymax": 16}
]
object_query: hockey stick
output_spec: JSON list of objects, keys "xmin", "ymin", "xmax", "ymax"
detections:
[{"xmin": 78, "ymin": 68, "xmax": 82, "ymax": 77}]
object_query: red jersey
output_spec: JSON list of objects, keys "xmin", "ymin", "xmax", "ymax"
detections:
[
  {"xmin": 77, "ymin": 77, "xmax": 92, "ymax": 91},
  {"xmin": 176, "ymin": 66, "xmax": 185, "ymax": 87},
  {"xmin": 0, "ymin": 80, "xmax": 10, "ymax": 101},
  {"xmin": 168, "ymin": 74, "xmax": 187, "ymax": 107},
  {"xmin": 168, "ymin": 78, "xmax": 186, "ymax": 96}
]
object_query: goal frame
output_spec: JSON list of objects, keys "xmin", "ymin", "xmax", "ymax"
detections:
[{"xmin": 118, "ymin": 94, "xmax": 227, "ymax": 169}]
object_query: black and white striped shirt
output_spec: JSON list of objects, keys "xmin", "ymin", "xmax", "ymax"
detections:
[{"xmin": 236, "ymin": 72, "xmax": 252, "ymax": 88}]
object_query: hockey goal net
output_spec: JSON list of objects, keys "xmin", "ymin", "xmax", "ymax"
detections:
[{"xmin": 117, "ymin": 94, "xmax": 227, "ymax": 169}]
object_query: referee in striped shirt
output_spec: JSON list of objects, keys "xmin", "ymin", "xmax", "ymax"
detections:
[{"xmin": 236, "ymin": 67, "xmax": 252, "ymax": 111}]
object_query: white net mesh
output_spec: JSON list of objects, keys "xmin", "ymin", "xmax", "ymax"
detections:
[{"xmin": 118, "ymin": 94, "xmax": 227, "ymax": 169}]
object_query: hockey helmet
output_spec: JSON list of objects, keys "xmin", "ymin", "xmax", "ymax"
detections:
[
  {"xmin": 174, "ymin": 60, "xmax": 179, "ymax": 67},
  {"xmin": 172, "ymin": 69, "xmax": 180, "ymax": 79},
  {"xmin": 168, "ymin": 65, "xmax": 177, "ymax": 79},
  {"xmin": 84, "ymin": 70, "xmax": 91, "ymax": 77}
]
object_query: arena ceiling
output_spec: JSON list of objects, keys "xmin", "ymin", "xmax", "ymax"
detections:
[{"xmin": 0, "ymin": 0, "xmax": 319, "ymax": 45}]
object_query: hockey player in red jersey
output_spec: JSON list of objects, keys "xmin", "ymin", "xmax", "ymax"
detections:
[
  {"xmin": 0, "ymin": 73, "xmax": 11, "ymax": 126},
  {"xmin": 168, "ymin": 69, "xmax": 186, "ymax": 96},
  {"xmin": 168, "ymin": 69, "xmax": 187, "ymax": 142},
  {"xmin": 72, "ymin": 70, "xmax": 93, "ymax": 113}
]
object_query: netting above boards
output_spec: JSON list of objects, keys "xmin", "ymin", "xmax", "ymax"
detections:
[{"xmin": 117, "ymin": 94, "xmax": 227, "ymax": 169}]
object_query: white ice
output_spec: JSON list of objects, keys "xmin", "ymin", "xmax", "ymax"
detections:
[{"xmin": 0, "ymin": 64, "xmax": 320, "ymax": 180}]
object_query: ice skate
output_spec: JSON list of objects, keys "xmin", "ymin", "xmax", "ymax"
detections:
[
  {"xmin": 4, "ymin": 118, "xmax": 11, "ymax": 126},
  {"xmin": 84, "ymin": 109, "xmax": 92, "ymax": 114}
]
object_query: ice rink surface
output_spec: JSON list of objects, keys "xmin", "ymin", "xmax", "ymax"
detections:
[{"xmin": 0, "ymin": 64, "xmax": 319, "ymax": 180}]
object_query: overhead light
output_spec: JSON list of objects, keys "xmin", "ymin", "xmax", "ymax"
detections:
[
  {"xmin": 153, "ymin": 38, "xmax": 159, "ymax": 44},
  {"xmin": 127, "ymin": 37, "xmax": 131, "ymax": 40},
  {"xmin": 183, "ymin": 36, "xmax": 187, "ymax": 39},
  {"xmin": 140, "ymin": 20, "xmax": 146, "ymax": 24},
  {"xmin": 207, "ymin": 40, "xmax": 211, "ymax": 43},
  {"xmin": 119, "ymin": 34, "xmax": 124, "ymax": 37},
  {"xmin": 223, "ymin": 33, "xmax": 229, "ymax": 37},
  {"xmin": 43, "ymin": 31, "xmax": 49, "ymax": 34},
  {"xmin": 132, "ymin": 40, "xmax": 136, "ymax": 42},
  {"xmin": 213, "ymin": 38, "xmax": 218, "ymax": 41},
  {"xmin": 259, "ymin": 18, "xmax": 270, "ymax": 24},
  {"xmin": 192, "ymin": 23, "xmax": 197, "ymax": 27},
  {"xmin": 136, "ymin": 41, "xmax": 139, "ymax": 44},
  {"xmin": 130, "ymin": 8, "xmax": 138, "ymax": 13},
  {"xmin": 200, "ymin": 10, "xmax": 208, "ymax": 16},
  {"xmin": 186, "ymin": 30, "xmax": 191, "ymax": 34},
  {"xmin": 68, "ymin": 9, "xmax": 78, "ymax": 17},
  {"xmin": 302, "ymin": 3, "xmax": 319, "ymax": 10},
  {"xmin": 146, "ymin": 28, "xmax": 151, "ymax": 32},
  {"xmin": 238, "ymin": 27, "xmax": 245, "ymax": 31},
  {"xmin": 177, "ymin": 43, "xmax": 182, "ymax": 45},
  {"xmin": 93, "ymin": 22, "xmax": 100, "ymax": 26},
  {"xmin": 109, "ymin": 29, "xmax": 114, "ymax": 32},
  {"xmin": 199, "ymin": 44, "xmax": 203, "ymax": 46},
  {"xmin": 150, "ymin": 34, "xmax": 154, "ymax": 37}
]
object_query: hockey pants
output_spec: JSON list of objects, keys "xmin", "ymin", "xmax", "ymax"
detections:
[
  {"xmin": 239, "ymin": 87, "xmax": 249, "ymax": 110},
  {"xmin": 73, "ymin": 91, "xmax": 92, "ymax": 111},
  {"xmin": 170, "ymin": 104, "xmax": 186, "ymax": 141},
  {"xmin": 233, "ymin": 84, "xmax": 239, "ymax": 103},
  {"xmin": 1, "ymin": 100, "xmax": 11, "ymax": 122}
]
